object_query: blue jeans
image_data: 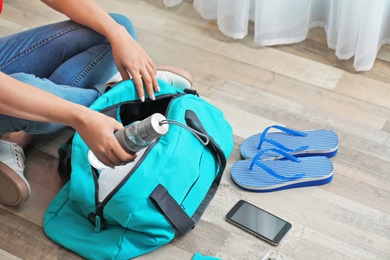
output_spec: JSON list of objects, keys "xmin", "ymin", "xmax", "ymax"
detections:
[{"xmin": 0, "ymin": 13, "xmax": 137, "ymax": 135}]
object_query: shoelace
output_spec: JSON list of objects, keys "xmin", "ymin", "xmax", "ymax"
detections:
[
  {"xmin": 11, "ymin": 143, "xmax": 25, "ymax": 170},
  {"xmin": 262, "ymin": 251, "xmax": 285, "ymax": 260}
]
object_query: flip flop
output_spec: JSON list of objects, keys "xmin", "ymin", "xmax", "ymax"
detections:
[
  {"xmin": 240, "ymin": 125, "xmax": 339, "ymax": 159},
  {"xmin": 231, "ymin": 148, "xmax": 334, "ymax": 192}
]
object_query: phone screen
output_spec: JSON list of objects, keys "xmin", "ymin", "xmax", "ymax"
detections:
[{"xmin": 226, "ymin": 200, "xmax": 291, "ymax": 245}]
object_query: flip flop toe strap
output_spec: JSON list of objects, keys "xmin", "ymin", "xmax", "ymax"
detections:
[
  {"xmin": 258, "ymin": 138, "xmax": 309, "ymax": 153},
  {"xmin": 257, "ymin": 125, "xmax": 308, "ymax": 152},
  {"xmin": 249, "ymin": 149, "xmax": 305, "ymax": 181}
]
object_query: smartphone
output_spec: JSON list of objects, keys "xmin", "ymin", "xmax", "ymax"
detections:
[{"xmin": 225, "ymin": 200, "xmax": 292, "ymax": 245}]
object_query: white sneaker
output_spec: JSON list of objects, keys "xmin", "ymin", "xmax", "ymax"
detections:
[
  {"xmin": 156, "ymin": 65, "xmax": 193, "ymax": 89},
  {"xmin": 106, "ymin": 71, "xmax": 123, "ymax": 85},
  {"xmin": 106, "ymin": 65, "xmax": 193, "ymax": 89},
  {"xmin": 0, "ymin": 140, "xmax": 30, "ymax": 206}
]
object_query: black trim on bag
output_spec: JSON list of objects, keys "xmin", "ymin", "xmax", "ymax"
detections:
[
  {"xmin": 183, "ymin": 88, "xmax": 199, "ymax": 96},
  {"xmin": 57, "ymin": 137, "xmax": 73, "ymax": 179}
]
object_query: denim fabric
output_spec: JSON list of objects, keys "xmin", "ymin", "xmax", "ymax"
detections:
[{"xmin": 0, "ymin": 13, "xmax": 137, "ymax": 134}]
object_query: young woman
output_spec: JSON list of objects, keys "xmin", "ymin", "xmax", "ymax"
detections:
[{"xmin": 0, "ymin": 0, "xmax": 192, "ymax": 206}]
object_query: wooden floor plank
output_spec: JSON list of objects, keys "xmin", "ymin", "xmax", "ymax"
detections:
[
  {"xmin": 0, "ymin": 208, "xmax": 80, "ymax": 259},
  {"xmin": 335, "ymin": 72, "xmax": 390, "ymax": 109}
]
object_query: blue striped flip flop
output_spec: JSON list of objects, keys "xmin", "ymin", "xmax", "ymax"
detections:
[
  {"xmin": 240, "ymin": 125, "xmax": 338, "ymax": 159},
  {"xmin": 231, "ymin": 149, "xmax": 334, "ymax": 192}
]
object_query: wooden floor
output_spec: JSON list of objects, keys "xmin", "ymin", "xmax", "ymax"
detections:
[{"xmin": 1, "ymin": 0, "xmax": 390, "ymax": 259}]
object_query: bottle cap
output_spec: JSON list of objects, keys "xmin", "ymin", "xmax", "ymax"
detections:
[{"xmin": 137, "ymin": 113, "xmax": 169, "ymax": 142}]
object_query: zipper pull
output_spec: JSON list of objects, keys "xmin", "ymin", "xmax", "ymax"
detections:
[
  {"xmin": 88, "ymin": 212, "xmax": 106, "ymax": 232},
  {"xmin": 95, "ymin": 215, "xmax": 102, "ymax": 232},
  {"xmin": 183, "ymin": 88, "xmax": 198, "ymax": 96}
]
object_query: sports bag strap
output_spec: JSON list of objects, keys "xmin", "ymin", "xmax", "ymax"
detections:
[
  {"xmin": 185, "ymin": 110, "xmax": 227, "ymax": 182},
  {"xmin": 150, "ymin": 184, "xmax": 195, "ymax": 235},
  {"xmin": 57, "ymin": 136, "xmax": 74, "ymax": 179}
]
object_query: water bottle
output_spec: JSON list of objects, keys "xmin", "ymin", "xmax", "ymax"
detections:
[{"xmin": 88, "ymin": 113, "xmax": 169, "ymax": 169}]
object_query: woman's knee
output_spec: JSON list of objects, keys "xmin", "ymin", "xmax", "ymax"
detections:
[
  {"xmin": 109, "ymin": 13, "xmax": 138, "ymax": 41},
  {"xmin": 0, "ymin": 115, "xmax": 65, "ymax": 135},
  {"xmin": 25, "ymin": 121, "xmax": 66, "ymax": 135}
]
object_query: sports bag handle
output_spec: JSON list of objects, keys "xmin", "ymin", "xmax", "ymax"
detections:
[
  {"xmin": 150, "ymin": 110, "xmax": 227, "ymax": 235},
  {"xmin": 150, "ymin": 185, "xmax": 195, "ymax": 235}
]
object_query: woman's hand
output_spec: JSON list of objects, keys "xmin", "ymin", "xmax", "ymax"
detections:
[
  {"xmin": 108, "ymin": 26, "xmax": 159, "ymax": 101},
  {"xmin": 41, "ymin": 0, "xmax": 160, "ymax": 101},
  {"xmin": 74, "ymin": 109, "xmax": 137, "ymax": 167}
]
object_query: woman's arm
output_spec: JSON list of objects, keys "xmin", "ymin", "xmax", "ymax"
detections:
[
  {"xmin": 41, "ymin": 0, "xmax": 159, "ymax": 101},
  {"xmin": 0, "ymin": 72, "xmax": 136, "ymax": 167}
]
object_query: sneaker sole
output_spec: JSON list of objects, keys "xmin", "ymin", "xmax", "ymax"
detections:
[{"xmin": 0, "ymin": 162, "xmax": 30, "ymax": 206}]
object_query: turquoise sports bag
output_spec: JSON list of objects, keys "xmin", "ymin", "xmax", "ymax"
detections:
[{"xmin": 43, "ymin": 79, "xmax": 234, "ymax": 259}]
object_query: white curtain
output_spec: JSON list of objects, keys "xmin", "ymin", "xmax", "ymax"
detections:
[{"xmin": 163, "ymin": 0, "xmax": 390, "ymax": 71}]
